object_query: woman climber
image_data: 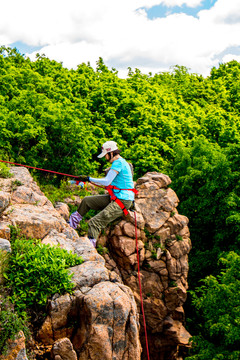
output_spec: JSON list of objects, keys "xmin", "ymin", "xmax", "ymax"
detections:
[{"xmin": 68, "ymin": 140, "xmax": 136, "ymax": 247}]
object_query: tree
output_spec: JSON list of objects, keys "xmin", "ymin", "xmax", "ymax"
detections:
[
  {"xmin": 171, "ymin": 137, "xmax": 240, "ymax": 284},
  {"xmin": 186, "ymin": 252, "xmax": 240, "ymax": 360}
]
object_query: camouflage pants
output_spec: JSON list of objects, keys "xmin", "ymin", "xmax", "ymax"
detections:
[{"xmin": 77, "ymin": 194, "xmax": 132, "ymax": 240}]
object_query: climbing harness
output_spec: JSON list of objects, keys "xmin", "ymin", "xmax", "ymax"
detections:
[{"xmin": 105, "ymin": 184, "xmax": 138, "ymax": 216}]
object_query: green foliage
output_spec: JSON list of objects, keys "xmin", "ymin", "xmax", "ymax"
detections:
[
  {"xmin": 11, "ymin": 179, "xmax": 23, "ymax": 191},
  {"xmin": 96, "ymin": 245, "xmax": 109, "ymax": 255},
  {"xmin": 40, "ymin": 180, "xmax": 91, "ymax": 205},
  {"xmin": 151, "ymin": 250, "xmax": 157, "ymax": 260},
  {"xmin": 0, "ymin": 162, "xmax": 12, "ymax": 178},
  {"xmin": 0, "ymin": 298, "xmax": 29, "ymax": 355},
  {"xmin": 171, "ymin": 137, "xmax": 240, "ymax": 283},
  {"xmin": 168, "ymin": 280, "xmax": 177, "ymax": 288},
  {"xmin": 146, "ymin": 292, "xmax": 153, "ymax": 298},
  {"xmin": 144, "ymin": 242, "xmax": 149, "ymax": 250},
  {"xmin": 74, "ymin": 209, "xmax": 98, "ymax": 236},
  {"xmin": 153, "ymin": 242, "xmax": 162, "ymax": 249},
  {"xmin": 4, "ymin": 228, "xmax": 83, "ymax": 313},
  {"xmin": 1, "ymin": 48, "xmax": 240, "ymax": 358},
  {"xmin": 0, "ymin": 249, "xmax": 10, "ymax": 281},
  {"xmin": 77, "ymin": 218, "xmax": 89, "ymax": 236},
  {"xmin": 186, "ymin": 252, "xmax": 240, "ymax": 360},
  {"xmin": 176, "ymin": 234, "xmax": 183, "ymax": 241},
  {"xmin": 144, "ymin": 228, "xmax": 155, "ymax": 239},
  {"xmin": 1, "ymin": 47, "xmax": 240, "ymax": 182}
]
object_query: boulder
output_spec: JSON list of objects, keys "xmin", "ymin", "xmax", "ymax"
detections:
[
  {"xmin": 167, "ymin": 239, "xmax": 192, "ymax": 259},
  {"xmin": 167, "ymin": 214, "xmax": 189, "ymax": 235},
  {"xmin": 42, "ymin": 229, "xmax": 76, "ymax": 253},
  {"xmin": 37, "ymin": 283, "xmax": 141, "ymax": 360},
  {"xmin": 69, "ymin": 261, "xmax": 110, "ymax": 288},
  {"xmin": 0, "ymin": 238, "xmax": 11, "ymax": 252},
  {"xmin": 73, "ymin": 236, "xmax": 106, "ymax": 263},
  {"xmin": 136, "ymin": 172, "xmax": 171, "ymax": 189},
  {"xmin": 11, "ymin": 185, "xmax": 51, "ymax": 206},
  {"xmin": 55, "ymin": 202, "xmax": 70, "ymax": 221},
  {"xmin": 0, "ymin": 191, "xmax": 10, "ymax": 213},
  {"xmin": 0, "ymin": 331, "xmax": 28, "ymax": 360},
  {"xmin": 3, "ymin": 204, "xmax": 66, "ymax": 239},
  {"xmin": 73, "ymin": 282, "xmax": 141, "ymax": 360},
  {"xmin": 0, "ymin": 178, "xmax": 13, "ymax": 193},
  {"xmin": 10, "ymin": 167, "xmax": 37, "ymax": 188},
  {"xmin": 0, "ymin": 222, "xmax": 11, "ymax": 240},
  {"xmin": 52, "ymin": 338, "xmax": 77, "ymax": 360}
]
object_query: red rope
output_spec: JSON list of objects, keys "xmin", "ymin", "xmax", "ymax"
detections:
[
  {"xmin": 0, "ymin": 159, "xmax": 80, "ymax": 178},
  {"xmin": 134, "ymin": 211, "xmax": 150, "ymax": 360}
]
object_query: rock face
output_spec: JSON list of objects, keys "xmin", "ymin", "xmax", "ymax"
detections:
[
  {"xmin": 0, "ymin": 167, "xmax": 141, "ymax": 360},
  {"xmin": 36, "ymin": 249, "xmax": 141, "ymax": 360},
  {"xmin": 0, "ymin": 168, "xmax": 191, "ymax": 360},
  {"xmin": 0, "ymin": 331, "xmax": 29, "ymax": 360},
  {"xmin": 100, "ymin": 172, "xmax": 191, "ymax": 359}
]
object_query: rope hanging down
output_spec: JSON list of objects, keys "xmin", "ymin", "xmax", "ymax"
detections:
[
  {"xmin": 0, "ymin": 158, "xmax": 151, "ymax": 358},
  {"xmin": 93, "ymin": 183, "xmax": 151, "ymax": 358},
  {"xmin": 134, "ymin": 211, "xmax": 151, "ymax": 360}
]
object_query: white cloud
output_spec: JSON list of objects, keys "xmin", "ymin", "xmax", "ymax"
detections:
[
  {"xmin": 28, "ymin": 41, "xmax": 104, "ymax": 69},
  {"xmin": 197, "ymin": 0, "xmax": 240, "ymax": 57},
  {"xmin": 161, "ymin": 0, "xmax": 203, "ymax": 8},
  {"xmin": 198, "ymin": 0, "xmax": 240, "ymax": 24},
  {"xmin": 1, "ymin": 0, "xmax": 240, "ymax": 77},
  {"xmin": 222, "ymin": 54, "xmax": 240, "ymax": 63}
]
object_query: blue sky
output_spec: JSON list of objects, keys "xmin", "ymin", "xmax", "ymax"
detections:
[
  {"xmin": 1, "ymin": 0, "xmax": 240, "ymax": 77},
  {"xmin": 145, "ymin": 0, "xmax": 218, "ymax": 19},
  {"xmin": 10, "ymin": 41, "xmax": 42, "ymax": 55}
]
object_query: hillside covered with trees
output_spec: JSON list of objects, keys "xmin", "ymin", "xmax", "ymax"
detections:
[{"xmin": 0, "ymin": 46, "xmax": 240, "ymax": 359}]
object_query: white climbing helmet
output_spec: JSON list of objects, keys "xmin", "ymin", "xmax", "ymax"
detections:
[{"xmin": 97, "ymin": 141, "xmax": 119, "ymax": 158}]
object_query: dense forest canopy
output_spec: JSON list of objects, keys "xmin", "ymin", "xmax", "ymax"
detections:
[{"xmin": 0, "ymin": 46, "xmax": 240, "ymax": 358}]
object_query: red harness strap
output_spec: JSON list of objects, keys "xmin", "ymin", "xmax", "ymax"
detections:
[{"xmin": 105, "ymin": 185, "xmax": 138, "ymax": 215}]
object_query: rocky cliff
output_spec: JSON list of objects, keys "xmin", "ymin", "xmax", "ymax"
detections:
[
  {"xmin": 0, "ymin": 167, "xmax": 191, "ymax": 360},
  {"xmin": 99, "ymin": 173, "xmax": 191, "ymax": 359}
]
